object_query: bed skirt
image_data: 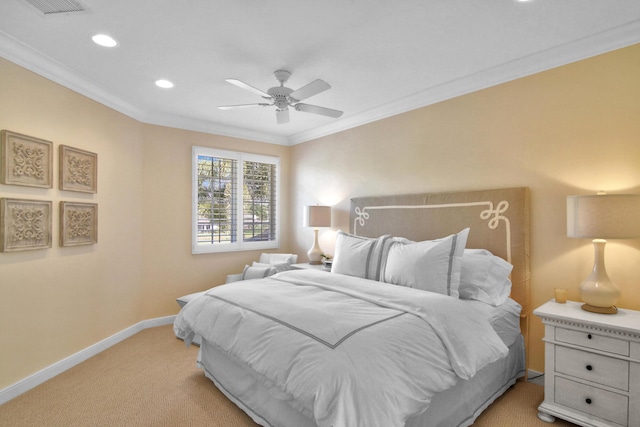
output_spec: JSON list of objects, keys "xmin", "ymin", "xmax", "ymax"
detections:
[{"xmin": 197, "ymin": 334, "xmax": 525, "ymax": 427}]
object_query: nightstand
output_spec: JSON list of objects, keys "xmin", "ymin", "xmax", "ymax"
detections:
[
  {"xmin": 534, "ymin": 300, "xmax": 640, "ymax": 427},
  {"xmin": 291, "ymin": 263, "xmax": 331, "ymax": 272}
]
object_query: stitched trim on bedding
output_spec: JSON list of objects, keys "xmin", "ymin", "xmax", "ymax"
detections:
[
  {"xmin": 208, "ymin": 294, "xmax": 406, "ymax": 349},
  {"xmin": 446, "ymin": 233, "xmax": 458, "ymax": 295}
]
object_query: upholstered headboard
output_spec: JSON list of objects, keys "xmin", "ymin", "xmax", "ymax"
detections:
[{"xmin": 349, "ymin": 187, "xmax": 531, "ymax": 338}]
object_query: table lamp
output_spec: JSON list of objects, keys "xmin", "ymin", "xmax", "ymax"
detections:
[
  {"xmin": 304, "ymin": 205, "xmax": 331, "ymax": 264},
  {"xmin": 567, "ymin": 193, "xmax": 640, "ymax": 314}
]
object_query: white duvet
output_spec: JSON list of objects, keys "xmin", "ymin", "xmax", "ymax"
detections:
[{"xmin": 174, "ymin": 269, "xmax": 508, "ymax": 427}]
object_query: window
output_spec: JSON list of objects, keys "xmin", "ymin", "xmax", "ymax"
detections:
[{"xmin": 192, "ymin": 146, "xmax": 280, "ymax": 254}]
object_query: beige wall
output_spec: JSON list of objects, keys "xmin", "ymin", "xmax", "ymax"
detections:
[
  {"xmin": 0, "ymin": 57, "xmax": 290, "ymax": 389},
  {"xmin": 0, "ymin": 58, "xmax": 144, "ymax": 387},
  {"xmin": 1, "ymin": 42, "xmax": 639, "ymax": 389},
  {"xmin": 139, "ymin": 124, "xmax": 290, "ymax": 319},
  {"xmin": 290, "ymin": 44, "xmax": 640, "ymax": 372}
]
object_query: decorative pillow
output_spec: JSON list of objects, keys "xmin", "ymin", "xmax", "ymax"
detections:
[
  {"xmin": 259, "ymin": 253, "xmax": 298, "ymax": 265},
  {"xmin": 241, "ymin": 265, "xmax": 277, "ymax": 280},
  {"xmin": 252, "ymin": 261, "xmax": 291, "ymax": 273},
  {"xmin": 381, "ymin": 228, "xmax": 469, "ymax": 297},
  {"xmin": 331, "ymin": 231, "xmax": 394, "ymax": 280},
  {"xmin": 458, "ymin": 249, "xmax": 513, "ymax": 306}
]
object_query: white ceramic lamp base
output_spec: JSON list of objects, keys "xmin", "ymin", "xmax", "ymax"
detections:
[
  {"xmin": 579, "ymin": 239, "xmax": 620, "ymax": 314},
  {"xmin": 307, "ymin": 228, "xmax": 323, "ymax": 265}
]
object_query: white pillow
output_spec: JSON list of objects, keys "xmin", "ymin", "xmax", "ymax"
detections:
[
  {"xmin": 259, "ymin": 253, "xmax": 298, "ymax": 265},
  {"xmin": 331, "ymin": 231, "xmax": 394, "ymax": 280},
  {"xmin": 459, "ymin": 249, "xmax": 513, "ymax": 306},
  {"xmin": 241, "ymin": 265, "xmax": 276, "ymax": 280},
  {"xmin": 381, "ymin": 228, "xmax": 469, "ymax": 297},
  {"xmin": 252, "ymin": 261, "xmax": 291, "ymax": 273}
]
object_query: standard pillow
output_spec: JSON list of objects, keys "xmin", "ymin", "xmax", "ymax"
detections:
[
  {"xmin": 252, "ymin": 261, "xmax": 291, "ymax": 273},
  {"xmin": 459, "ymin": 249, "xmax": 513, "ymax": 306},
  {"xmin": 331, "ymin": 231, "xmax": 394, "ymax": 280},
  {"xmin": 381, "ymin": 228, "xmax": 469, "ymax": 297},
  {"xmin": 259, "ymin": 253, "xmax": 298, "ymax": 265},
  {"xmin": 241, "ymin": 265, "xmax": 276, "ymax": 280}
]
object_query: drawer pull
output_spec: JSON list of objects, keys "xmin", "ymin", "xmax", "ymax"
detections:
[
  {"xmin": 586, "ymin": 365, "xmax": 593, "ymax": 371},
  {"xmin": 585, "ymin": 398, "xmax": 592, "ymax": 405},
  {"xmin": 587, "ymin": 334, "xmax": 592, "ymax": 339}
]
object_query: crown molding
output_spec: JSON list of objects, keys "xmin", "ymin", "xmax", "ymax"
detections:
[
  {"xmin": 141, "ymin": 113, "xmax": 290, "ymax": 146},
  {"xmin": 0, "ymin": 30, "xmax": 287, "ymax": 146},
  {"xmin": 289, "ymin": 19, "xmax": 640, "ymax": 145},
  {"xmin": 0, "ymin": 30, "xmax": 147, "ymax": 121},
  {"xmin": 3, "ymin": 19, "xmax": 640, "ymax": 147}
]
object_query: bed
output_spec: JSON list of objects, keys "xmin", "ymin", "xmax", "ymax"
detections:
[{"xmin": 174, "ymin": 187, "xmax": 530, "ymax": 427}]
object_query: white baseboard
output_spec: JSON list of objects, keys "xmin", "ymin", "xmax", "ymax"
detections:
[
  {"xmin": 0, "ymin": 315, "xmax": 176, "ymax": 405},
  {"xmin": 527, "ymin": 369, "xmax": 543, "ymax": 377},
  {"xmin": 527, "ymin": 369, "xmax": 544, "ymax": 386}
]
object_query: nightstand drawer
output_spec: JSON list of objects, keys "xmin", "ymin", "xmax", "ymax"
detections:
[
  {"xmin": 556, "ymin": 346, "xmax": 629, "ymax": 391},
  {"xmin": 555, "ymin": 377, "xmax": 628, "ymax": 426},
  {"xmin": 556, "ymin": 327, "xmax": 629, "ymax": 356}
]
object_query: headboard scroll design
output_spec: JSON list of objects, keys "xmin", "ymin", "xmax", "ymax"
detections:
[
  {"xmin": 354, "ymin": 200, "xmax": 513, "ymax": 262},
  {"xmin": 349, "ymin": 187, "xmax": 530, "ymax": 320},
  {"xmin": 480, "ymin": 200, "xmax": 509, "ymax": 230}
]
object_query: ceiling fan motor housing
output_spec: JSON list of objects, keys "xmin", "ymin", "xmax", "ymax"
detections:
[{"xmin": 268, "ymin": 86, "xmax": 294, "ymax": 110}]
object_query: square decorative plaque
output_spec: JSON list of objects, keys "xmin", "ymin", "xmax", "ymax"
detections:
[
  {"xmin": 0, "ymin": 130, "xmax": 53, "ymax": 188},
  {"xmin": 59, "ymin": 145, "xmax": 97, "ymax": 193},
  {"xmin": 60, "ymin": 201, "xmax": 98, "ymax": 246},
  {"xmin": 0, "ymin": 198, "xmax": 52, "ymax": 252}
]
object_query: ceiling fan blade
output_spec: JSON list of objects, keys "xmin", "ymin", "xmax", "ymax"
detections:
[
  {"xmin": 289, "ymin": 79, "xmax": 330, "ymax": 101},
  {"xmin": 276, "ymin": 109, "xmax": 290, "ymax": 124},
  {"xmin": 225, "ymin": 79, "xmax": 271, "ymax": 98},
  {"xmin": 295, "ymin": 103, "xmax": 343, "ymax": 118},
  {"xmin": 218, "ymin": 103, "xmax": 270, "ymax": 110}
]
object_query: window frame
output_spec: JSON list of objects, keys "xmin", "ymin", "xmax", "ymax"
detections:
[{"xmin": 192, "ymin": 146, "xmax": 280, "ymax": 254}]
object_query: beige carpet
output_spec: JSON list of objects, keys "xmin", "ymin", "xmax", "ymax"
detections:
[{"xmin": 0, "ymin": 325, "xmax": 577, "ymax": 426}]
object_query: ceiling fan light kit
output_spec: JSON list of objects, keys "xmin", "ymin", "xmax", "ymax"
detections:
[{"xmin": 219, "ymin": 70, "xmax": 343, "ymax": 124}]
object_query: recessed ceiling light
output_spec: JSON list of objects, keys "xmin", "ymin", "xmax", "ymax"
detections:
[
  {"xmin": 155, "ymin": 79, "xmax": 174, "ymax": 89},
  {"xmin": 92, "ymin": 34, "xmax": 117, "ymax": 47}
]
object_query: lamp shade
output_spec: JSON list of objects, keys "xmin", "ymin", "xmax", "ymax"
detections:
[
  {"xmin": 567, "ymin": 194, "xmax": 640, "ymax": 239},
  {"xmin": 303, "ymin": 205, "xmax": 331, "ymax": 228}
]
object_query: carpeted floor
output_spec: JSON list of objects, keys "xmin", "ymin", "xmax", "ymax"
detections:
[{"xmin": 0, "ymin": 325, "xmax": 577, "ymax": 426}]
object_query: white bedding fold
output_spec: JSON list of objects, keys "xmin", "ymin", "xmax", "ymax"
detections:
[
  {"xmin": 174, "ymin": 269, "xmax": 508, "ymax": 427},
  {"xmin": 272, "ymin": 270, "xmax": 508, "ymax": 379}
]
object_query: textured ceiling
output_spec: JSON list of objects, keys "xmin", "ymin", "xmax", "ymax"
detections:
[{"xmin": 1, "ymin": 0, "xmax": 639, "ymax": 145}]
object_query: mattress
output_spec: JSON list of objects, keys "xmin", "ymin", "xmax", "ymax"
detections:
[{"xmin": 198, "ymin": 334, "xmax": 525, "ymax": 427}]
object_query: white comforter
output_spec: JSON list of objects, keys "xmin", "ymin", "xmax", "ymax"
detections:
[{"xmin": 174, "ymin": 269, "xmax": 508, "ymax": 427}]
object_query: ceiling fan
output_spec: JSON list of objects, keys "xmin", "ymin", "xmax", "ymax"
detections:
[{"xmin": 218, "ymin": 70, "xmax": 343, "ymax": 124}]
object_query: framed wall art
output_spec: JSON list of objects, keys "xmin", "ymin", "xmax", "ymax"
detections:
[
  {"xmin": 0, "ymin": 198, "xmax": 52, "ymax": 252},
  {"xmin": 60, "ymin": 201, "xmax": 98, "ymax": 246},
  {"xmin": 0, "ymin": 130, "xmax": 53, "ymax": 188},
  {"xmin": 59, "ymin": 145, "xmax": 97, "ymax": 193}
]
